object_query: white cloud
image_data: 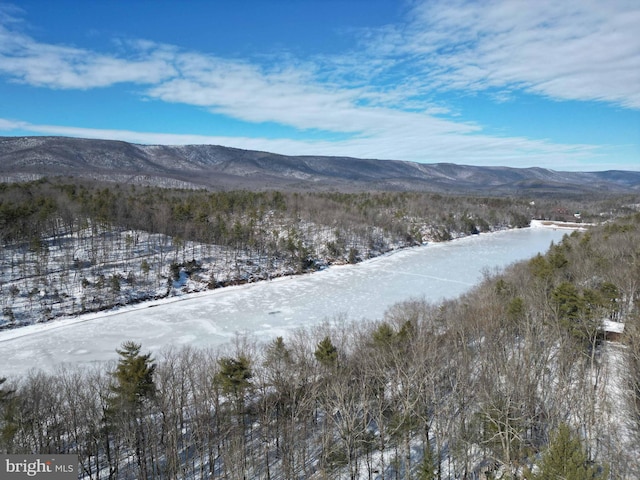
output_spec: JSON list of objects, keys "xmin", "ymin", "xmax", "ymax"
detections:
[
  {"xmin": 0, "ymin": 117, "xmax": 26, "ymax": 130},
  {"xmin": 385, "ymin": 0, "xmax": 640, "ymax": 108},
  {"xmin": 0, "ymin": 10, "xmax": 468, "ymax": 137},
  {"xmin": 0, "ymin": 25, "xmax": 176, "ymax": 89}
]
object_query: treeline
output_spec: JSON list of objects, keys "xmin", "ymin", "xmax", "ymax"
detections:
[
  {"xmin": 1, "ymin": 177, "xmax": 635, "ymax": 246},
  {"xmin": 1, "ymin": 214, "xmax": 638, "ymax": 478}
]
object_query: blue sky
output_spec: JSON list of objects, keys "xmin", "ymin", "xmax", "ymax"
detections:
[{"xmin": 0, "ymin": 0, "xmax": 638, "ymax": 171}]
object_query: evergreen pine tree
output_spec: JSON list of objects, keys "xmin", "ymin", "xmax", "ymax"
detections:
[
  {"xmin": 314, "ymin": 336, "xmax": 339, "ymax": 369},
  {"xmin": 372, "ymin": 322, "xmax": 396, "ymax": 348},
  {"xmin": 531, "ymin": 423, "xmax": 608, "ymax": 480},
  {"xmin": 109, "ymin": 341, "xmax": 156, "ymax": 412},
  {"xmin": 264, "ymin": 336, "xmax": 292, "ymax": 379},
  {"xmin": 417, "ymin": 443, "xmax": 437, "ymax": 480},
  {"xmin": 216, "ymin": 355, "xmax": 253, "ymax": 400},
  {"xmin": 107, "ymin": 342, "xmax": 156, "ymax": 478},
  {"xmin": 397, "ymin": 319, "xmax": 416, "ymax": 343},
  {"xmin": 216, "ymin": 354, "xmax": 253, "ymax": 421}
]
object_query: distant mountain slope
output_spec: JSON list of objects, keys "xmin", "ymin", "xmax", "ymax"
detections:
[{"xmin": 1, "ymin": 135, "xmax": 639, "ymax": 195}]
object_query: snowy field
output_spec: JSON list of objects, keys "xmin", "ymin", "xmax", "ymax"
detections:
[{"xmin": 0, "ymin": 226, "xmax": 568, "ymax": 377}]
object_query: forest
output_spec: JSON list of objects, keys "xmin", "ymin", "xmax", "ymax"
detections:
[
  {"xmin": 1, "ymin": 177, "xmax": 637, "ymax": 327},
  {"xmin": 0, "ymin": 177, "xmax": 639, "ymax": 478}
]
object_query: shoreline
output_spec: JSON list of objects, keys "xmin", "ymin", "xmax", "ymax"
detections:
[
  {"xmin": 0, "ymin": 220, "xmax": 585, "ymax": 343},
  {"xmin": 529, "ymin": 219, "xmax": 592, "ymax": 229}
]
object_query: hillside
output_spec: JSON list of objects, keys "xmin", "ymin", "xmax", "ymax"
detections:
[
  {"xmin": 0, "ymin": 180, "xmax": 531, "ymax": 328},
  {"xmin": 1, "ymin": 136, "xmax": 639, "ymax": 194},
  {"xmin": 4, "ymin": 176, "xmax": 638, "ymax": 329},
  {"xmin": 1, "ymin": 213, "xmax": 638, "ymax": 479}
]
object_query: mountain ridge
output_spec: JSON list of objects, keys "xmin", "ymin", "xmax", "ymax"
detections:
[{"xmin": 1, "ymin": 135, "xmax": 638, "ymax": 195}]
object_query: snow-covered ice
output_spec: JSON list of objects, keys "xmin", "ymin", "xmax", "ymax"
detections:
[{"xmin": 0, "ymin": 227, "xmax": 567, "ymax": 377}]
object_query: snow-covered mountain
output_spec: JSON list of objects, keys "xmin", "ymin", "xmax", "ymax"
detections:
[{"xmin": 2, "ymin": 135, "xmax": 639, "ymax": 194}]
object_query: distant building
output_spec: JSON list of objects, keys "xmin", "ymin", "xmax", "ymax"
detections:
[{"xmin": 602, "ymin": 319, "xmax": 625, "ymax": 342}]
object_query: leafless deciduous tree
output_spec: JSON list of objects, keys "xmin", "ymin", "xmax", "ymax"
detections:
[{"xmin": 3, "ymin": 213, "xmax": 640, "ymax": 478}]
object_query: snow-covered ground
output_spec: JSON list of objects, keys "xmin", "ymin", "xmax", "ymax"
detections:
[
  {"xmin": 0, "ymin": 218, "xmax": 409, "ymax": 328},
  {"xmin": 0, "ymin": 227, "xmax": 568, "ymax": 377},
  {"xmin": 530, "ymin": 219, "xmax": 592, "ymax": 230}
]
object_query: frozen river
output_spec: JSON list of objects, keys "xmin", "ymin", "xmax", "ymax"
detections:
[{"xmin": 0, "ymin": 226, "xmax": 569, "ymax": 377}]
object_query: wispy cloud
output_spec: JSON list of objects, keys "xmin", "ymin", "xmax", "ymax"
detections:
[
  {"xmin": 0, "ymin": 24, "xmax": 176, "ymax": 88},
  {"xmin": 374, "ymin": 0, "xmax": 640, "ymax": 108}
]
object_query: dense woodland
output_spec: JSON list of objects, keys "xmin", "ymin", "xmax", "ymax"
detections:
[
  {"xmin": 1, "ymin": 178, "xmax": 636, "ymax": 327},
  {"xmin": 0, "ymin": 179, "xmax": 639, "ymax": 478}
]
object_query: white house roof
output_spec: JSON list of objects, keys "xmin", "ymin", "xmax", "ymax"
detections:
[{"xmin": 602, "ymin": 319, "xmax": 625, "ymax": 334}]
